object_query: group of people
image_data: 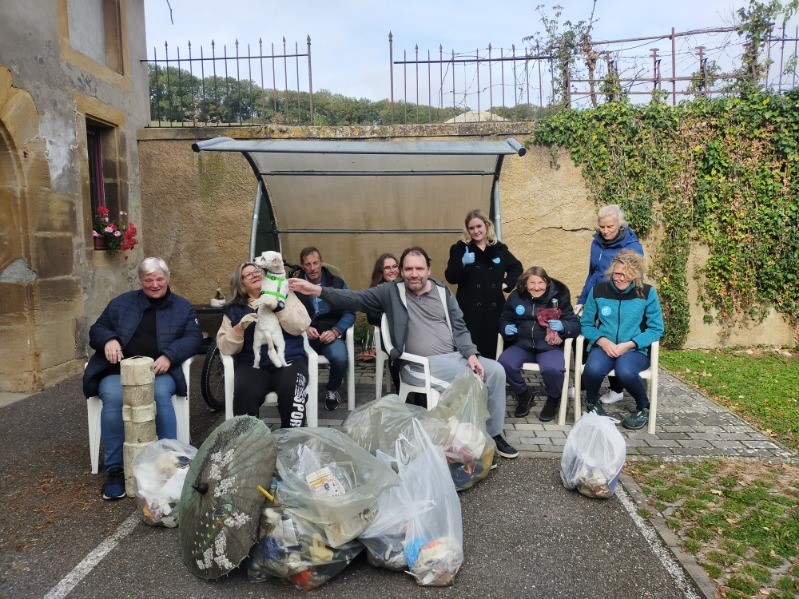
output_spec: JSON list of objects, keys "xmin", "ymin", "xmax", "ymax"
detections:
[
  {"xmin": 447, "ymin": 206, "xmax": 662, "ymax": 432},
  {"xmin": 85, "ymin": 205, "xmax": 663, "ymax": 501}
]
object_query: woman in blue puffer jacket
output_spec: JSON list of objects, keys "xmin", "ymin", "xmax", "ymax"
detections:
[
  {"xmin": 580, "ymin": 250, "xmax": 664, "ymax": 431},
  {"xmin": 577, "ymin": 204, "xmax": 644, "ymax": 405},
  {"xmin": 498, "ymin": 266, "xmax": 580, "ymax": 422}
]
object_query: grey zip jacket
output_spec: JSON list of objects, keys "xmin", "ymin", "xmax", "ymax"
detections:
[{"xmin": 319, "ymin": 278, "xmax": 479, "ymax": 361}]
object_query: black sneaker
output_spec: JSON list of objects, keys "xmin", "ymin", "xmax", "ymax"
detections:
[
  {"xmin": 102, "ymin": 466, "xmax": 126, "ymax": 500},
  {"xmin": 324, "ymin": 389, "xmax": 341, "ymax": 411},
  {"xmin": 514, "ymin": 387, "xmax": 536, "ymax": 418},
  {"xmin": 538, "ymin": 396, "xmax": 560, "ymax": 422},
  {"xmin": 493, "ymin": 435, "xmax": 519, "ymax": 459},
  {"xmin": 623, "ymin": 408, "xmax": 650, "ymax": 430},
  {"xmin": 586, "ymin": 402, "xmax": 607, "ymax": 417}
]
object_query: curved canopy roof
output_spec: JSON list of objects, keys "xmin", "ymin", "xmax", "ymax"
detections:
[{"xmin": 192, "ymin": 137, "xmax": 525, "ymax": 287}]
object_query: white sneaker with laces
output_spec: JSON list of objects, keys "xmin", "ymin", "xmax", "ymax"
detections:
[{"xmin": 599, "ymin": 389, "xmax": 624, "ymax": 404}]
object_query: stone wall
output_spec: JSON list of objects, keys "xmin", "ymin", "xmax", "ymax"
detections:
[
  {"xmin": 138, "ymin": 123, "xmax": 797, "ymax": 349},
  {"xmin": 0, "ymin": 0, "xmax": 150, "ymax": 392}
]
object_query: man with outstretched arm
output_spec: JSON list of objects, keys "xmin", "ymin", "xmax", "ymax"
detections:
[{"xmin": 288, "ymin": 246, "xmax": 518, "ymax": 459}]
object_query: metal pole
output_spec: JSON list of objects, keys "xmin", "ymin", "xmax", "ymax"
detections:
[
  {"xmin": 537, "ymin": 42, "xmax": 543, "ymax": 108},
  {"xmin": 307, "ymin": 36, "xmax": 314, "ymax": 125},
  {"xmin": 488, "ymin": 44, "xmax": 493, "ymax": 116},
  {"xmin": 671, "ymin": 27, "xmax": 676, "ymax": 106},
  {"xmin": 476, "ymin": 47, "xmax": 481, "ymax": 118},
  {"xmin": 428, "ymin": 49, "xmax": 432, "ymax": 122},
  {"xmin": 415, "ymin": 45, "xmax": 419, "ymax": 123},
  {"xmin": 403, "ymin": 49, "xmax": 407, "ymax": 124},
  {"xmin": 389, "ymin": 32, "xmax": 394, "ymax": 125},
  {"xmin": 295, "ymin": 41, "xmax": 301, "ymax": 123}
]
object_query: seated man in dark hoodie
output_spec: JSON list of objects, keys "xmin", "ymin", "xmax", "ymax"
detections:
[{"xmin": 294, "ymin": 247, "xmax": 355, "ymax": 411}]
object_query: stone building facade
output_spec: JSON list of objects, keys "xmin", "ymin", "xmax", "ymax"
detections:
[{"xmin": 0, "ymin": 0, "xmax": 149, "ymax": 392}]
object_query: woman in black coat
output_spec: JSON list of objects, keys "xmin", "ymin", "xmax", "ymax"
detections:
[
  {"xmin": 445, "ymin": 209, "xmax": 522, "ymax": 360},
  {"xmin": 497, "ymin": 266, "xmax": 580, "ymax": 422}
]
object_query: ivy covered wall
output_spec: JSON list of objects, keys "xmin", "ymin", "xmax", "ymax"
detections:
[{"xmin": 532, "ymin": 89, "xmax": 799, "ymax": 348}]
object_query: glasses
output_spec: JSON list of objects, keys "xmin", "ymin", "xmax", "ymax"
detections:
[
  {"xmin": 383, "ymin": 264, "xmax": 399, "ymax": 271},
  {"xmin": 241, "ymin": 269, "xmax": 262, "ymax": 280},
  {"xmin": 611, "ymin": 271, "xmax": 629, "ymax": 280}
]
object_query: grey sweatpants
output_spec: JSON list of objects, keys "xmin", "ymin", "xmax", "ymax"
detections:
[{"xmin": 401, "ymin": 351, "xmax": 507, "ymax": 438}]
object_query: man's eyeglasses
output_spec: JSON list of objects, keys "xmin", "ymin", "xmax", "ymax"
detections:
[{"xmin": 241, "ymin": 269, "xmax": 262, "ymax": 280}]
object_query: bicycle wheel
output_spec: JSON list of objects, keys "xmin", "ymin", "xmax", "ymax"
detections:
[{"xmin": 200, "ymin": 341, "xmax": 226, "ymax": 411}]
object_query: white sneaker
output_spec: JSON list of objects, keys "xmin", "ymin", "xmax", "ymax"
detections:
[
  {"xmin": 599, "ymin": 390, "xmax": 624, "ymax": 404},
  {"xmin": 568, "ymin": 385, "xmax": 575, "ymax": 398}
]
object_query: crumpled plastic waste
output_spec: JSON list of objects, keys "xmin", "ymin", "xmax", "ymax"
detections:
[
  {"xmin": 133, "ymin": 439, "xmax": 196, "ymax": 527},
  {"xmin": 561, "ymin": 411, "xmax": 626, "ymax": 499}
]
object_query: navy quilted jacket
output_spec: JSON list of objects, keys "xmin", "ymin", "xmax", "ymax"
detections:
[{"xmin": 83, "ymin": 289, "xmax": 202, "ymax": 397}]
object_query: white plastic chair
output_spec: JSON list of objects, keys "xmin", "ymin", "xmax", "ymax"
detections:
[
  {"xmin": 573, "ymin": 335, "xmax": 660, "ymax": 433},
  {"xmin": 496, "ymin": 335, "xmax": 574, "ymax": 426},
  {"xmin": 374, "ymin": 325, "xmax": 391, "ymax": 399},
  {"xmin": 220, "ymin": 329, "xmax": 358, "ymax": 425},
  {"xmin": 87, "ymin": 357, "xmax": 194, "ymax": 475},
  {"xmin": 380, "ymin": 313, "xmax": 441, "ymax": 409}
]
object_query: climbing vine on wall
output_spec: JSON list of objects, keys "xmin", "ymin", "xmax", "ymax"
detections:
[{"xmin": 532, "ymin": 89, "xmax": 799, "ymax": 347}]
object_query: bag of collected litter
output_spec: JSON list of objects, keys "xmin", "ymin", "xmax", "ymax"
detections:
[
  {"xmin": 430, "ymin": 370, "xmax": 496, "ymax": 490},
  {"xmin": 560, "ymin": 411, "xmax": 626, "ymax": 499},
  {"xmin": 247, "ymin": 499, "xmax": 364, "ymax": 590},
  {"xmin": 357, "ymin": 449, "xmax": 434, "ymax": 570},
  {"xmin": 133, "ymin": 438, "xmax": 196, "ymax": 527},
  {"xmin": 271, "ymin": 427, "xmax": 400, "ymax": 547},
  {"xmin": 399, "ymin": 419, "xmax": 463, "ymax": 586},
  {"xmin": 342, "ymin": 395, "xmax": 451, "ymax": 456}
]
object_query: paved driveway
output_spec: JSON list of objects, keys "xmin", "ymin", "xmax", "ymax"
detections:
[{"xmin": 4, "ymin": 360, "xmax": 778, "ymax": 598}]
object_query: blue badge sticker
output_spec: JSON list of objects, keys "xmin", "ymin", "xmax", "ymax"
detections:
[
  {"xmin": 601, "ymin": 306, "xmax": 612, "ymax": 316},
  {"xmin": 515, "ymin": 305, "xmax": 525, "ymax": 316},
  {"xmin": 492, "ymin": 257, "xmax": 501, "ymax": 264}
]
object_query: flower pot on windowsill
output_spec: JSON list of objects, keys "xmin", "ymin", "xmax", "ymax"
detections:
[{"xmin": 93, "ymin": 236, "xmax": 108, "ymax": 251}]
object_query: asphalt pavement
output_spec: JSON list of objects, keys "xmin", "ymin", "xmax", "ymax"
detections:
[{"xmin": 0, "ymin": 363, "xmax": 743, "ymax": 599}]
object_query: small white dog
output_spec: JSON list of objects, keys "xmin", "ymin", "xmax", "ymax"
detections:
[{"xmin": 251, "ymin": 251, "xmax": 289, "ymax": 368}]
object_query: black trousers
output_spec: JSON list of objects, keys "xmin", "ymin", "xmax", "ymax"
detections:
[{"xmin": 233, "ymin": 359, "xmax": 308, "ymax": 428}]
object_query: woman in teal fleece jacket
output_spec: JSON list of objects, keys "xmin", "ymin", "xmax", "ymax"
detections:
[{"xmin": 580, "ymin": 250, "xmax": 664, "ymax": 430}]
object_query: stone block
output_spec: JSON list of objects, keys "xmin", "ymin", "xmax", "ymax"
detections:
[{"xmin": 31, "ymin": 234, "xmax": 75, "ymax": 278}]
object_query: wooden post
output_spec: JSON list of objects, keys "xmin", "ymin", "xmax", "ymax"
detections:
[{"xmin": 121, "ymin": 356, "xmax": 157, "ymax": 497}]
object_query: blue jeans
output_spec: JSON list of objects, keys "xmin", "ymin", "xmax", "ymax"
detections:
[
  {"xmin": 99, "ymin": 374, "xmax": 177, "ymax": 470},
  {"xmin": 582, "ymin": 349, "xmax": 650, "ymax": 410},
  {"xmin": 311, "ymin": 338, "xmax": 348, "ymax": 391}
]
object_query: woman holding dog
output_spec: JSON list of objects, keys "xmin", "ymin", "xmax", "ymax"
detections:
[
  {"xmin": 83, "ymin": 257, "xmax": 202, "ymax": 500},
  {"xmin": 445, "ymin": 209, "xmax": 522, "ymax": 360},
  {"xmin": 216, "ymin": 261, "xmax": 311, "ymax": 426}
]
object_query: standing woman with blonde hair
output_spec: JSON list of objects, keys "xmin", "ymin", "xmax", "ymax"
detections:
[{"xmin": 445, "ymin": 209, "xmax": 522, "ymax": 360}]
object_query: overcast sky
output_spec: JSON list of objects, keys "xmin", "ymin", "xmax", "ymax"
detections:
[{"xmin": 144, "ymin": 0, "xmax": 798, "ymax": 101}]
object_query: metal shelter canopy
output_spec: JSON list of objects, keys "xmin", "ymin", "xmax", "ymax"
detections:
[{"xmin": 192, "ymin": 137, "xmax": 526, "ymax": 287}]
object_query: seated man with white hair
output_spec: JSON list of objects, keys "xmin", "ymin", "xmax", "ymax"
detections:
[
  {"xmin": 83, "ymin": 257, "xmax": 202, "ymax": 500},
  {"xmin": 289, "ymin": 246, "xmax": 518, "ymax": 459}
]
